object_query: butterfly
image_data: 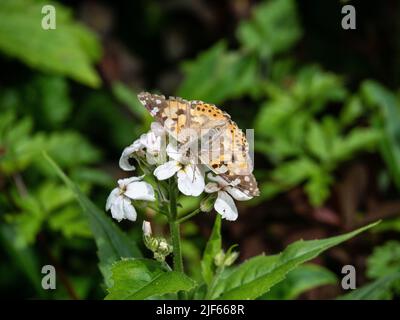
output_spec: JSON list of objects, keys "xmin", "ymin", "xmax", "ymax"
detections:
[{"xmin": 137, "ymin": 92, "xmax": 259, "ymax": 197}]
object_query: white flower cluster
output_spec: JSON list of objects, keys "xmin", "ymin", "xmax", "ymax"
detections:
[{"xmin": 106, "ymin": 123, "xmax": 253, "ymax": 222}]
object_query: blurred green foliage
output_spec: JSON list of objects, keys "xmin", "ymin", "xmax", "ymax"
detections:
[{"xmin": 0, "ymin": 0, "xmax": 399, "ymax": 299}]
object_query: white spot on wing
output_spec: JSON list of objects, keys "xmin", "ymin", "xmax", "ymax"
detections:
[{"xmin": 150, "ymin": 107, "xmax": 159, "ymax": 116}]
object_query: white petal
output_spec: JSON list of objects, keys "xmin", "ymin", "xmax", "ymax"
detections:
[
  {"xmin": 117, "ymin": 176, "xmax": 143, "ymax": 188},
  {"xmin": 119, "ymin": 140, "xmax": 143, "ymax": 171},
  {"xmin": 177, "ymin": 164, "xmax": 205, "ymax": 196},
  {"xmin": 125, "ymin": 181, "xmax": 155, "ymax": 201},
  {"xmin": 106, "ymin": 188, "xmax": 119, "ymax": 211},
  {"xmin": 166, "ymin": 143, "xmax": 183, "ymax": 162},
  {"xmin": 154, "ymin": 160, "xmax": 180, "ymax": 180},
  {"xmin": 205, "ymin": 182, "xmax": 220, "ymax": 193},
  {"xmin": 121, "ymin": 197, "xmax": 137, "ymax": 221},
  {"xmin": 139, "ymin": 132, "xmax": 149, "ymax": 146},
  {"xmin": 109, "ymin": 195, "xmax": 126, "ymax": 222},
  {"xmin": 225, "ymin": 186, "xmax": 252, "ymax": 201},
  {"xmin": 207, "ymin": 172, "xmax": 229, "ymax": 187},
  {"xmin": 214, "ymin": 191, "xmax": 238, "ymax": 221}
]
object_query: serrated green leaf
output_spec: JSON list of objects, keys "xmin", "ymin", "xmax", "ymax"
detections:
[
  {"xmin": 209, "ymin": 221, "xmax": 379, "ymax": 300},
  {"xmin": 260, "ymin": 264, "xmax": 337, "ymax": 300},
  {"xmin": 44, "ymin": 153, "xmax": 142, "ymax": 287},
  {"xmin": 105, "ymin": 258, "xmax": 196, "ymax": 300},
  {"xmin": 201, "ymin": 215, "xmax": 222, "ymax": 285}
]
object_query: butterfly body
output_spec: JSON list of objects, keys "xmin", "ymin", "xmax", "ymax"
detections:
[{"xmin": 138, "ymin": 92, "xmax": 259, "ymax": 197}]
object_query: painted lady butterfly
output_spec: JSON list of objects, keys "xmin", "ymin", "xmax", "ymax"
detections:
[{"xmin": 138, "ymin": 92, "xmax": 259, "ymax": 197}]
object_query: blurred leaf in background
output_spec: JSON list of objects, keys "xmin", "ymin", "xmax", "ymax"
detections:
[
  {"xmin": 254, "ymin": 67, "xmax": 381, "ymax": 206},
  {"xmin": 0, "ymin": 0, "xmax": 101, "ymax": 87},
  {"xmin": 237, "ymin": 0, "xmax": 302, "ymax": 58}
]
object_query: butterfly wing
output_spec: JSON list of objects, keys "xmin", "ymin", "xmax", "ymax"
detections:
[
  {"xmin": 138, "ymin": 92, "xmax": 225, "ymax": 143},
  {"xmin": 138, "ymin": 92, "xmax": 259, "ymax": 196}
]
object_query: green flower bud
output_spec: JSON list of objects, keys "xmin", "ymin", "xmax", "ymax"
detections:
[
  {"xmin": 143, "ymin": 222, "xmax": 172, "ymax": 262},
  {"xmin": 214, "ymin": 249, "xmax": 239, "ymax": 267},
  {"xmin": 214, "ymin": 250, "xmax": 226, "ymax": 267},
  {"xmin": 224, "ymin": 251, "xmax": 239, "ymax": 266},
  {"xmin": 200, "ymin": 193, "xmax": 218, "ymax": 212}
]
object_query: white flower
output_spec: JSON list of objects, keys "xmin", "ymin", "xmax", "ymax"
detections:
[
  {"xmin": 204, "ymin": 173, "xmax": 252, "ymax": 221},
  {"xmin": 106, "ymin": 176, "xmax": 155, "ymax": 222},
  {"xmin": 142, "ymin": 220, "xmax": 152, "ymax": 237},
  {"xmin": 119, "ymin": 122, "xmax": 166, "ymax": 170},
  {"xmin": 153, "ymin": 144, "xmax": 205, "ymax": 196}
]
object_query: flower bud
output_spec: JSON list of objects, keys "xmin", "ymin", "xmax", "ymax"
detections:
[
  {"xmin": 214, "ymin": 250, "xmax": 226, "ymax": 267},
  {"xmin": 214, "ymin": 249, "xmax": 239, "ymax": 267},
  {"xmin": 157, "ymin": 238, "xmax": 172, "ymax": 257},
  {"xmin": 142, "ymin": 220, "xmax": 152, "ymax": 237},
  {"xmin": 224, "ymin": 251, "xmax": 239, "ymax": 266},
  {"xmin": 200, "ymin": 193, "xmax": 218, "ymax": 212},
  {"xmin": 143, "ymin": 227, "xmax": 172, "ymax": 263}
]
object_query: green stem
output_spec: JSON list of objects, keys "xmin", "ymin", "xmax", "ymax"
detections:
[
  {"xmin": 176, "ymin": 208, "xmax": 202, "ymax": 224},
  {"xmin": 169, "ymin": 221, "xmax": 183, "ymax": 273},
  {"xmin": 168, "ymin": 179, "xmax": 187, "ymax": 299}
]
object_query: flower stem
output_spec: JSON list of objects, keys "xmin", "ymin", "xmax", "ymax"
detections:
[
  {"xmin": 168, "ymin": 179, "xmax": 187, "ymax": 300},
  {"xmin": 176, "ymin": 208, "xmax": 202, "ymax": 224},
  {"xmin": 169, "ymin": 221, "xmax": 183, "ymax": 271}
]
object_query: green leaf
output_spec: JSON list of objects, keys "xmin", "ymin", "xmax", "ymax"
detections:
[
  {"xmin": 237, "ymin": 0, "xmax": 302, "ymax": 57},
  {"xmin": 201, "ymin": 215, "xmax": 222, "ymax": 285},
  {"xmin": 292, "ymin": 66, "xmax": 347, "ymax": 111},
  {"xmin": 331, "ymin": 128, "xmax": 381, "ymax": 163},
  {"xmin": 304, "ymin": 167, "xmax": 333, "ymax": 206},
  {"xmin": 47, "ymin": 132, "xmax": 101, "ymax": 167},
  {"xmin": 105, "ymin": 258, "xmax": 197, "ymax": 300},
  {"xmin": 338, "ymin": 272, "xmax": 400, "ymax": 300},
  {"xmin": 340, "ymin": 95, "xmax": 364, "ymax": 127},
  {"xmin": 44, "ymin": 153, "xmax": 142, "ymax": 287},
  {"xmin": 361, "ymin": 80, "xmax": 400, "ymax": 191},
  {"xmin": 0, "ymin": 224, "xmax": 45, "ymax": 297},
  {"xmin": 0, "ymin": 0, "xmax": 101, "ymax": 87},
  {"xmin": 260, "ymin": 264, "xmax": 337, "ymax": 300},
  {"xmin": 177, "ymin": 42, "xmax": 258, "ymax": 104},
  {"xmin": 208, "ymin": 221, "xmax": 379, "ymax": 300},
  {"xmin": 270, "ymin": 157, "xmax": 318, "ymax": 186},
  {"xmin": 367, "ymin": 241, "xmax": 400, "ymax": 279},
  {"xmin": 48, "ymin": 205, "xmax": 92, "ymax": 238},
  {"xmin": 306, "ymin": 121, "xmax": 330, "ymax": 162},
  {"xmin": 27, "ymin": 75, "xmax": 72, "ymax": 127},
  {"xmin": 0, "ymin": 111, "xmax": 46, "ymax": 174}
]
